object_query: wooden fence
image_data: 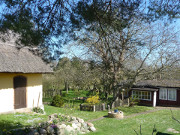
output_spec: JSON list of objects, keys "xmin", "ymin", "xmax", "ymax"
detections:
[{"xmin": 80, "ymin": 103, "xmax": 106, "ymax": 112}]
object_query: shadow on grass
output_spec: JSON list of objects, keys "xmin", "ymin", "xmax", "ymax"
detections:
[
  {"xmin": 0, "ymin": 120, "xmax": 24, "ymax": 131},
  {"xmin": 156, "ymin": 132, "xmax": 172, "ymax": 135},
  {"xmin": 0, "ymin": 120, "xmax": 31, "ymax": 135}
]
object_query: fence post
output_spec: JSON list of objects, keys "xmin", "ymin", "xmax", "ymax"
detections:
[
  {"xmin": 93, "ymin": 105, "xmax": 95, "ymax": 112},
  {"xmin": 108, "ymin": 105, "xmax": 110, "ymax": 112},
  {"xmin": 102, "ymin": 103, "xmax": 105, "ymax": 111}
]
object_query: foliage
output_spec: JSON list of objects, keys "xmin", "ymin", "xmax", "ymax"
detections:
[
  {"xmin": 99, "ymin": 91, "xmax": 106, "ymax": 100},
  {"xmin": 129, "ymin": 96, "xmax": 140, "ymax": 107},
  {"xmin": 62, "ymin": 92, "xmax": 67, "ymax": 97},
  {"xmin": 51, "ymin": 95, "xmax": 64, "ymax": 107},
  {"xmin": 32, "ymin": 107, "xmax": 44, "ymax": 114},
  {"xmin": 74, "ymin": 89, "xmax": 81, "ymax": 97},
  {"xmin": 69, "ymin": 0, "xmax": 180, "ymax": 99},
  {"xmin": 86, "ymin": 94, "xmax": 100, "ymax": 105},
  {"xmin": 0, "ymin": 0, "xmax": 179, "ymax": 61}
]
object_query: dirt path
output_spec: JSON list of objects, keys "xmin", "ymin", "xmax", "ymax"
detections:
[{"xmin": 87, "ymin": 107, "xmax": 180, "ymax": 122}]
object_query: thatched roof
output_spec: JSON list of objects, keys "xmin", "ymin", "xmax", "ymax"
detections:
[
  {"xmin": 131, "ymin": 87, "xmax": 158, "ymax": 91},
  {"xmin": 135, "ymin": 80, "xmax": 180, "ymax": 88},
  {"xmin": 0, "ymin": 43, "xmax": 53, "ymax": 73}
]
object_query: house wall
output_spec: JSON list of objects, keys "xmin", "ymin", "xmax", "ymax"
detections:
[
  {"xmin": 157, "ymin": 89, "xmax": 180, "ymax": 106},
  {"xmin": 0, "ymin": 73, "xmax": 43, "ymax": 113}
]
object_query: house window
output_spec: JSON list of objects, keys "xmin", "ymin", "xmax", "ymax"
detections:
[
  {"xmin": 132, "ymin": 91, "xmax": 151, "ymax": 101},
  {"xmin": 168, "ymin": 89, "xmax": 176, "ymax": 101},
  {"xmin": 159, "ymin": 88, "xmax": 176, "ymax": 101},
  {"xmin": 159, "ymin": 88, "xmax": 167, "ymax": 100}
]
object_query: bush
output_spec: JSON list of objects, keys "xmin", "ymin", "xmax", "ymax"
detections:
[
  {"xmin": 62, "ymin": 92, "xmax": 67, "ymax": 97},
  {"xmin": 129, "ymin": 96, "xmax": 140, "ymax": 107},
  {"xmin": 86, "ymin": 95, "xmax": 100, "ymax": 105},
  {"xmin": 51, "ymin": 95, "xmax": 64, "ymax": 107},
  {"xmin": 33, "ymin": 107, "xmax": 44, "ymax": 114}
]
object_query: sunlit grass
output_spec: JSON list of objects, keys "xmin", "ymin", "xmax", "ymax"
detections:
[{"xmin": 87, "ymin": 109, "xmax": 180, "ymax": 135}]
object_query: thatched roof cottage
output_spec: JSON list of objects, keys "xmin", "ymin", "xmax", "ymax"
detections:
[
  {"xmin": 0, "ymin": 41, "xmax": 53, "ymax": 114},
  {"xmin": 128, "ymin": 80, "xmax": 180, "ymax": 107}
]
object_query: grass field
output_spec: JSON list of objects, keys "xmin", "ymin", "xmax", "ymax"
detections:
[
  {"xmin": 0, "ymin": 105, "xmax": 179, "ymax": 135},
  {"xmin": 0, "ymin": 105, "xmax": 153, "ymax": 131},
  {"xmin": 87, "ymin": 109, "xmax": 180, "ymax": 135}
]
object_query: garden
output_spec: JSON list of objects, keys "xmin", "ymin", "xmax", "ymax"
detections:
[{"xmin": 0, "ymin": 90, "xmax": 179, "ymax": 135}]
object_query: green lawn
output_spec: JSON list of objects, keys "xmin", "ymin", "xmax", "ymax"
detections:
[
  {"xmin": 0, "ymin": 105, "xmax": 152, "ymax": 130},
  {"xmin": 0, "ymin": 105, "xmax": 179, "ymax": 135},
  {"xmin": 0, "ymin": 113, "xmax": 47, "ymax": 130},
  {"xmin": 43, "ymin": 90, "xmax": 89, "ymax": 105},
  {"xmin": 87, "ymin": 109, "xmax": 180, "ymax": 135},
  {"xmin": 115, "ymin": 105, "xmax": 154, "ymax": 116}
]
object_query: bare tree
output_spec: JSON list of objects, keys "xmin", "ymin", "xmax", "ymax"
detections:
[{"xmin": 71, "ymin": 18, "xmax": 179, "ymax": 99}]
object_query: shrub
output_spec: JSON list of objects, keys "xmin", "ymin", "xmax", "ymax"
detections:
[
  {"xmin": 33, "ymin": 107, "xmax": 44, "ymax": 114},
  {"xmin": 129, "ymin": 96, "xmax": 140, "ymax": 107},
  {"xmin": 87, "ymin": 90, "xmax": 94, "ymax": 97},
  {"xmin": 99, "ymin": 91, "xmax": 106, "ymax": 99},
  {"xmin": 74, "ymin": 89, "xmax": 80, "ymax": 97},
  {"xmin": 86, "ymin": 95, "xmax": 100, "ymax": 105},
  {"xmin": 51, "ymin": 95, "xmax": 64, "ymax": 107},
  {"xmin": 62, "ymin": 92, "xmax": 67, "ymax": 97}
]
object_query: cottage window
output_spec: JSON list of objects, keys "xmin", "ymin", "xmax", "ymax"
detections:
[
  {"xmin": 132, "ymin": 91, "xmax": 151, "ymax": 101},
  {"xmin": 168, "ymin": 89, "xmax": 176, "ymax": 101},
  {"xmin": 159, "ymin": 88, "xmax": 176, "ymax": 101},
  {"xmin": 159, "ymin": 88, "xmax": 167, "ymax": 100}
]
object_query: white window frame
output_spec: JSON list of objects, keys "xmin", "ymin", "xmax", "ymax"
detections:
[
  {"xmin": 132, "ymin": 90, "xmax": 151, "ymax": 101},
  {"xmin": 168, "ymin": 88, "xmax": 176, "ymax": 101},
  {"xmin": 159, "ymin": 88, "xmax": 167, "ymax": 100}
]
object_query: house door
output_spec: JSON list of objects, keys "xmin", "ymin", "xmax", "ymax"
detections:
[{"xmin": 14, "ymin": 76, "xmax": 27, "ymax": 109}]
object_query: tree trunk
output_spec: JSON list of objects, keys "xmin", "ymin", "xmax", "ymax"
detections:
[{"xmin": 65, "ymin": 81, "xmax": 69, "ymax": 94}]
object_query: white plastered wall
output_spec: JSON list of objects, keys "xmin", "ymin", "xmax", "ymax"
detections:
[{"xmin": 0, "ymin": 73, "xmax": 43, "ymax": 114}]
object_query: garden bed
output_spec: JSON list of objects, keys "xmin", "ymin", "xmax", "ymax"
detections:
[{"xmin": 80, "ymin": 103, "xmax": 106, "ymax": 112}]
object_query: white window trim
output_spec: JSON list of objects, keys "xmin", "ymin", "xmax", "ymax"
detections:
[
  {"xmin": 159, "ymin": 88, "xmax": 167, "ymax": 100},
  {"xmin": 132, "ymin": 90, "xmax": 151, "ymax": 101},
  {"xmin": 167, "ymin": 89, "xmax": 177, "ymax": 101}
]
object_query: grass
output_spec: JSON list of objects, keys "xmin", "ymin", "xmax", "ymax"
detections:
[
  {"xmin": 0, "ymin": 105, "xmax": 153, "ymax": 131},
  {"xmin": 43, "ymin": 90, "xmax": 89, "ymax": 104},
  {"xmin": 0, "ymin": 105, "xmax": 179, "ymax": 135},
  {"xmin": 62, "ymin": 90, "xmax": 89, "ymax": 99},
  {"xmin": 87, "ymin": 109, "xmax": 180, "ymax": 135},
  {"xmin": 44, "ymin": 105, "xmax": 108, "ymax": 121},
  {"xmin": 0, "ymin": 113, "xmax": 47, "ymax": 130},
  {"xmin": 115, "ymin": 105, "xmax": 154, "ymax": 116}
]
